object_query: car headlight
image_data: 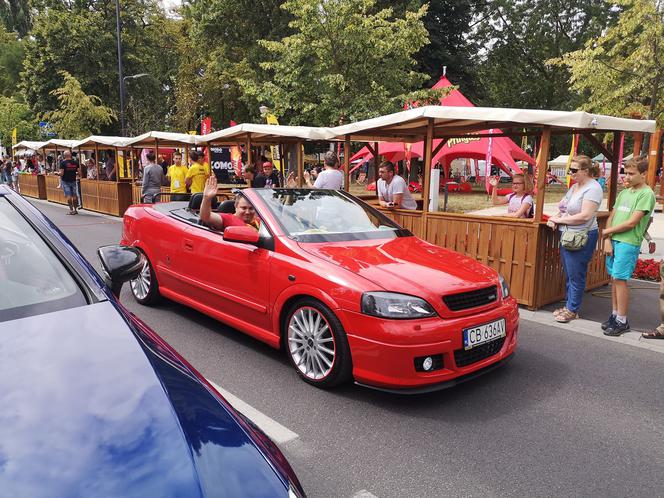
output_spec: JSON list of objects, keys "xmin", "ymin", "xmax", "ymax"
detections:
[
  {"xmin": 499, "ymin": 275, "xmax": 510, "ymax": 299},
  {"xmin": 361, "ymin": 292, "xmax": 436, "ymax": 319}
]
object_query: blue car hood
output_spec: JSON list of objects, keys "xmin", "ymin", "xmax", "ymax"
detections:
[{"xmin": 0, "ymin": 301, "xmax": 289, "ymax": 498}]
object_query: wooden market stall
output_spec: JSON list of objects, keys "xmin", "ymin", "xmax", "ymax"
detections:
[
  {"xmin": 72, "ymin": 136, "xmax": 134, "ymax": 216},
  {"xmin": 123, "ymin": 131, "xmax": 200, "ymax": 204},
  {"xmin": 41, "ymin": 139, "xmax": 79, "ymax": 206},
  {"xmin": 197, "ymin": 123, "xmax": 334, "ymax": 190},
  {"xmin": 12, "ymin": 140, "xmax": 48, "ymax": 199},
  {"xmin": 328, "ymin": 106, "xmax": 658, "ymax": 309}
]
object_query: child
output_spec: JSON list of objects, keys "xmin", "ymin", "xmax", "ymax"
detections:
[{"xmin": 601, "ymin": 157, "xmax": 656, "ymax": 336}]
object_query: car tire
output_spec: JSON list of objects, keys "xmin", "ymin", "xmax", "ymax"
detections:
[
  {"xmin": 283, "ymin": 298, "xmax": 353, "ymax": 388},
  {"xmin": 130, "ymin": 252, "xmax": 160, "ymax": 305}
]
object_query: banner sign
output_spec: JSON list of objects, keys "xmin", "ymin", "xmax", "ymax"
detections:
[
  {"xmin": 210, "ymin": 146, "xmax": 233, "ymax": 183},
  {"xmin": 266, "ymin": 113, "xmax": 282, "ymax": 171}
]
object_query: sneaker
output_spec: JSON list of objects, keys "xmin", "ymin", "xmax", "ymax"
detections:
[
  {"xmin": 604, "ymin": 320, "xmax": 630, "ymax": 336},
  {"xmin": 601, "ymin": 315, "xmax": 616, "ymax": 331}
]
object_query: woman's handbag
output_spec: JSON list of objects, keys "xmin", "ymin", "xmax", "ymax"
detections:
[{"xmin": 560, "ymin": 228, "xmax": 589, "ymax": 251}]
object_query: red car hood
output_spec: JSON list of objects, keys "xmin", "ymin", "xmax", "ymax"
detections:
[{"xmin": 299, "ymin": 236, "xmax": 499, "ymax": 297}]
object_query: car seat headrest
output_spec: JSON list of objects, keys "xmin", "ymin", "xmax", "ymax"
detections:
[{"xmin": 188, "ymin": 193, "xmax": 219, "ymax": 211}]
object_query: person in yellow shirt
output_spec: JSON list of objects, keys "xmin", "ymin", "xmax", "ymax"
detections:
[
  {"xmin": 185, "ymin": 150, "xmax": 211, "ymax": 194},
  {"xmin": 167, "ymin": 151, "xmax": 189, "ymax": 201}
]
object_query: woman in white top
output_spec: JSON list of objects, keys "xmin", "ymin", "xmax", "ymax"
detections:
[
  {"xmin": 489, "ymin": 173, "xmax": 534, "ymax": 218},
  {"xmin": 547, "ymin": 155, "xmax": 603, "ymax": 323},
  {"xmin": 305, "ymin": 151, "xmax": 344, "ymax": 189}
]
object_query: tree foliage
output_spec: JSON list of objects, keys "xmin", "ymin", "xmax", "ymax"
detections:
[
  {"xmin": 241, "ymin": 0, "xmax": 432, "ymax": 126},
  {"xmin": 551, "ymin": 0, "xmax": 664, "ymax": 125},
  {"xmin": 0, "ymin": 25, "xmax": 23, "ymax": 97},
  {"xmin": 44, "ymin": 71, "xmax": 116, "ymax": 138},
  {"xmin": 0, "ymin": 95, "xmax": 38, "ymax": 148},
  {"xmin": 472, "ymin": 0, "xmax": 617, "ymax": 110},
  {"xmin": 0, "ymin": 0, "xmax": 30, "ymax": 37}
]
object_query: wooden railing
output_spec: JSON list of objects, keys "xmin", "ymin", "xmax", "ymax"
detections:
[
  {"xmin": 17, "ymin": 174, "xmax": 46, "ymax": 199},
  {"xmin": 80, "ymin": 179, "xmax": 132, "ymax": 216},
  {"xmin": 377, "ymin": 208, "xmax": 611, "ymax": 309}
]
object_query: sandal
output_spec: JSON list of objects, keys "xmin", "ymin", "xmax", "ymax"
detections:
[
  {"xmin": 553, "ymin": 307, "xmax": 566, "ymax": 317},
  {"xmin": 641, "ymin": 329, "xmax": 664, "ymax": 339},
  {"xmin": 555, "ymin": 308, "xmax": 578, "ymax": 323}
]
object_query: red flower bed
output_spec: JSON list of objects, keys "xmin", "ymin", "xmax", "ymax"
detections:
[{"xmin": 632, "ymin": 258, "xmax": 661, "ymax": 281}]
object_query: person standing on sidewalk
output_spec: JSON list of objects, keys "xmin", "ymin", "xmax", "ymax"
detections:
[
  {"xmin": 547, "ymin": 156, "xmax": 603, "ymax": 323},
  {"xmin": 601, "ymin": 157, "xmax": 656, "ymax": 336},
  {"xmin": 59, "ymin": 151, "xmax": 80, "ymax": 215},
  {"xmin": 141, "ymin": 151, "xmax": 168, "ymax": 203}
]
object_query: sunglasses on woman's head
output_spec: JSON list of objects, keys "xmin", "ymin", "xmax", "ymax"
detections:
[{"xmin": 569, "ymin": 168, "xmax": 579, "ymax": 173}]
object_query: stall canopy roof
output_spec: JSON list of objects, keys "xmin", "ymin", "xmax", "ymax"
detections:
[
  {"xmin": 123, "ymin": 131, "xmax": 199, "ymax": 147},
  {"xmin": 42, "ymin": 139, "xmax": 80, "ymax": 150},
  {"xmin": 329, "ymin": 105, "xmax": 656, "ymax": 142},
  {"xmin": 12, "ymin": 140, "xmax": 48, "ymax": 151},
  {"xmin": 73, "ymin": 136, "xmax": 130, "ymax": 149},
  {"xmin": 198, "ymin": 123, "xmax": 333, "ymax": 145}
]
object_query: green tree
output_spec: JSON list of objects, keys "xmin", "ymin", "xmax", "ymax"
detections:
[
  {"xmin": 0, "ymin": 0, "xmax": 30, "ymax": 37},
  {"xmin": 242, "ymin": 0, "xmax": 432, "ymax": 126},
  {"xmin": 44, "ymin": 71, "xmax": 116, "ymax": 138},
  {"xmin": 551, "ymin": 0, "xmax": 664, "ymax": 125},
  {"xmin": 0, "ymin": 95, "xmax": 38, "ymax": 148},
  {"xmin": 22, "ymin": 1, "xmax": 180, "ymax": 135},
  {"xmin": 472, "ymin": 0, "xmax": 617, "ymax": 110},
  {"xmin": 0, "ymin": 25, "xmax": 23, "ymax": 97}
]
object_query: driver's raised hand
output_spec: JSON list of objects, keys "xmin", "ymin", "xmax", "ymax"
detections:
[
  {"xmin": 489, "ymin": 177, "xmax": 499, "ymax": 187},
  {"xmin": 203, "ymin": 175, "xmax": 218, "ymax": 200}
]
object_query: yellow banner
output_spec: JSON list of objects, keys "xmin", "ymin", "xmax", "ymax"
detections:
[
  {"xmin": 11, "ymin": 128, "xmax": 17, "ymax": 147},
  {"xmin": 266, "ymin": 113, "xmax": 282, "ymax": 172}
]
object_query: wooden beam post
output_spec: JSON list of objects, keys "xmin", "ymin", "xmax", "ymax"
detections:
[
  {"xmin": 344, "ymin": 135, "xmax": 351, "ymax": 192},
  {"xmin": 206, "ymin": 145, "xmax": 212, "ymax": 176},
  {"xmin": 246, "ymin": 136, "xmax": 252, "ymax": 170},
  {"xmin": 533, "ymin": 126, "xmax": 551, "ymax": 222},
  {"xmin": 296, "ymin": 141, "xmax": 304, "ymax": 187},
  {"xmin": 115, "ymin": 146, "xmax": 121, "ymax": 183},
  {"xmin": 373, "ymin": 141, "xmax": 379, "ymax": 200},
  {"xmin": 608, "ymin": 131, "xmax": 621, "ymax": 210},
  {"xmin": 422, "ymin": 119, "xmax": 434, "ymax": 213},
  {"xmin": 634, "ymin": 132, "xmax": 644, "ymax": 157},
  {"xmin": 94, "ymin": 144, "xmax": 100, "ymax": 180},
  {"xmin": 647, "ymin": 129, "xmax": 662, "ymax": 190}
]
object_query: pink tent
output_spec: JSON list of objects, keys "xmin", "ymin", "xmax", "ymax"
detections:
[{"xmin": 350, "ymin": 76, "xmax": 535, "ymax": 177}]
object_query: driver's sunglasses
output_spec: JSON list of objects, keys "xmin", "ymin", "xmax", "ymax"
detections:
[{"xmin": 512, "ymin": 182, "xmax": 524, "ymax": 185}]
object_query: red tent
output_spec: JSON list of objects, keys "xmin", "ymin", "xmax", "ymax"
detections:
[{"xmin": 350, "ymin": 76, "xmax": 535, "ymax": 177}]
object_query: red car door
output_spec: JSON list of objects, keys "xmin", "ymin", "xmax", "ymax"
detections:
[{"xmin": 182, "ymin": 225, "xmax": 272, "ymax": 334}]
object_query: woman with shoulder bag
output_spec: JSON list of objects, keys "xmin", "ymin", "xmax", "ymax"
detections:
[{"xmin": 547, "ymin": 155, "xmax": 603, "ymax": 323}]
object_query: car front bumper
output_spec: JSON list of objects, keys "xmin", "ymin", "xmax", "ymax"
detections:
[{"xmin": 343, "ymin": 298, "xmax": 519, "ymax": 390}]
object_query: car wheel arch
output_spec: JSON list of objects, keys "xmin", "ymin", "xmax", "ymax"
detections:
[{"xmin": 274, "ymin": 286, "xmax": 346, "ymax": 349}]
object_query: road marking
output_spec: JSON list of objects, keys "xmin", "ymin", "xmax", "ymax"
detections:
[
  {"xmin": 520, "ymin": 309, "xmax": 664, "ymax": 355},
  {"xmin": 208, "ymin": 380, "xmax": 299, "ymax": 444},
  {"xmin": 352, "ymin": 491, "xmax": 379, "ymax": 498}
]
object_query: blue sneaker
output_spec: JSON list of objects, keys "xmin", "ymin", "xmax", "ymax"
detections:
[
  {"xmin": 601, "ymin": 315, "xmax": 616, "ymax": 331},
  {"xmin": 604, "ymin": 320, "xmax": 630, "ymax": 336}
]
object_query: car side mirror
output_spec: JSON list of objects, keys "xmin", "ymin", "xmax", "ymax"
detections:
[
  {"xmin": 97, "ymin": 245, "xmax": 145, "ymax": 297},
  {"xmin": 223, "ymin": 225, "xmax": 260, "ymax": 244}
]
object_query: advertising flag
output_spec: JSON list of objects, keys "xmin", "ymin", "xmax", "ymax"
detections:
[
  {"xmin": 484, "ymin": 129, "xmax": 493, "ymax": 193},
  {"xmin": 11, "ymin": 128, "xmax": 17, "ymax": 147},
  {"xmin": 265, "ymin": 113, "xmax": 282, "ymax": 172}
]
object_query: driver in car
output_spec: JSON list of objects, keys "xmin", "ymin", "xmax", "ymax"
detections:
[{"xmin": 200, "ymin": 176, "xmax": 260, "ymax": 231}]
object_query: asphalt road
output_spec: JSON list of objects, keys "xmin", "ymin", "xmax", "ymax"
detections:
[{"xmin": 32, "ymin": 200, "xmax": 664, "ymax": 498}]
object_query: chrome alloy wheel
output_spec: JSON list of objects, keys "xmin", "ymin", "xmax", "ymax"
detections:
[
  {"xmin": 287, "ymin": 307, "xmax": 336, "ymax": 380},
  {"xmin": 130, "ymin": 259, "xmax": 151, "ymax": 300}
]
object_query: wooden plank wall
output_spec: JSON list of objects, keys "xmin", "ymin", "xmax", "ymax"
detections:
[
  {"xmin": 45, "ymin": 175, "xmax": 67, "ymax": 205},
  {"xmin": 17, "ymin": 174, "xmax": 43, "ymax": 199}
]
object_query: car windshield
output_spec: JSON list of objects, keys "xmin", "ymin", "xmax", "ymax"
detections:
[
  {"xmin": 0, "ymin": 197, "xmax": 86, "ymax": 322},
  {"xmin": 253, "ymin": 189, "xmax": 410, "ymax": 242}
]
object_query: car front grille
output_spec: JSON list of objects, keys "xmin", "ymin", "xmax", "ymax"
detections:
[
  {"xmin": 443, "ymin": 285, "xmax": 498, "ymax": 312},
  {"xmin": 454, "ymin": 337, "xmax": 505, "ymax": 367}
]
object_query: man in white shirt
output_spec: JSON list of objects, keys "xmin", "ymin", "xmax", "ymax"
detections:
[
  {"xmin": 377, "ymin": 161, "xmax": 417, "ymax": 210},
  {"xmin": 305, "ymin": 151, "xmax": 344, "ymax": 189}
]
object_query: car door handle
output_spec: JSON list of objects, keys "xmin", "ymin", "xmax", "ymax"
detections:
[{"xmin": 183, "ymin": 239, "xmax": 194, "ymax": 251}]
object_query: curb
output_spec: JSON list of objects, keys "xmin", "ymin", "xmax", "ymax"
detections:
[
  {"xmin": 520, "ymin": 309, "xmax": 664, "ymax": 356},
  {"xmin": 27, "ymin": 197, "xmax": 122, "ymax": 223}
]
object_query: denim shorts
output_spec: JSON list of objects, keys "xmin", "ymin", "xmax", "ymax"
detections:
[
  {"xmin": 61, "ymin": 180, "xmax": 77, "ymax": 197},
  {"xmin": 606, "ymin": 240, "xmax": 640, "ymax": 280}
]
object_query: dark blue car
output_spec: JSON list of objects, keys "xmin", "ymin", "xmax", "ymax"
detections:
[{"xmin": 0, "ymin": 185, "xmax": 305, "ymax": 498}]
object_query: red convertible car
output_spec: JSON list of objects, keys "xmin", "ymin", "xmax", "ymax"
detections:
[{"xmin": 121, "ymin": 189, "xmax": 518, "ymax": 393}]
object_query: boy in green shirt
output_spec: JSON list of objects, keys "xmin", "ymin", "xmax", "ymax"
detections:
[{"xmin": 601, "ymin": 157, "xmax": 656, "ymax": 336}]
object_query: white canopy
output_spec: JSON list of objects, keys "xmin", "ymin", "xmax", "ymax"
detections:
[
  {"xmin": 123, "ymin": 131, "xmax": 199, "ymax": 147},
  {"xmin": 42, "ymin": 139, "xmax": 80, "ymax": 150},
  {"xmin": 12, "ymin": 140, "xmax": 48, "ymax": 151},
  {"xmin": 198, "ymin": 123, "xmax": 333, "ymax": 145},
  {"xmin": 329, "ymin": 105, "xmax": 657, "ymax": 142},
  {"xmin": 548, "ymin": 155, "xmax": 570, "ymax": 167},
  {"xmin": 73, "ymin": 135, "xmax": 130, "ymax": 149}
]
